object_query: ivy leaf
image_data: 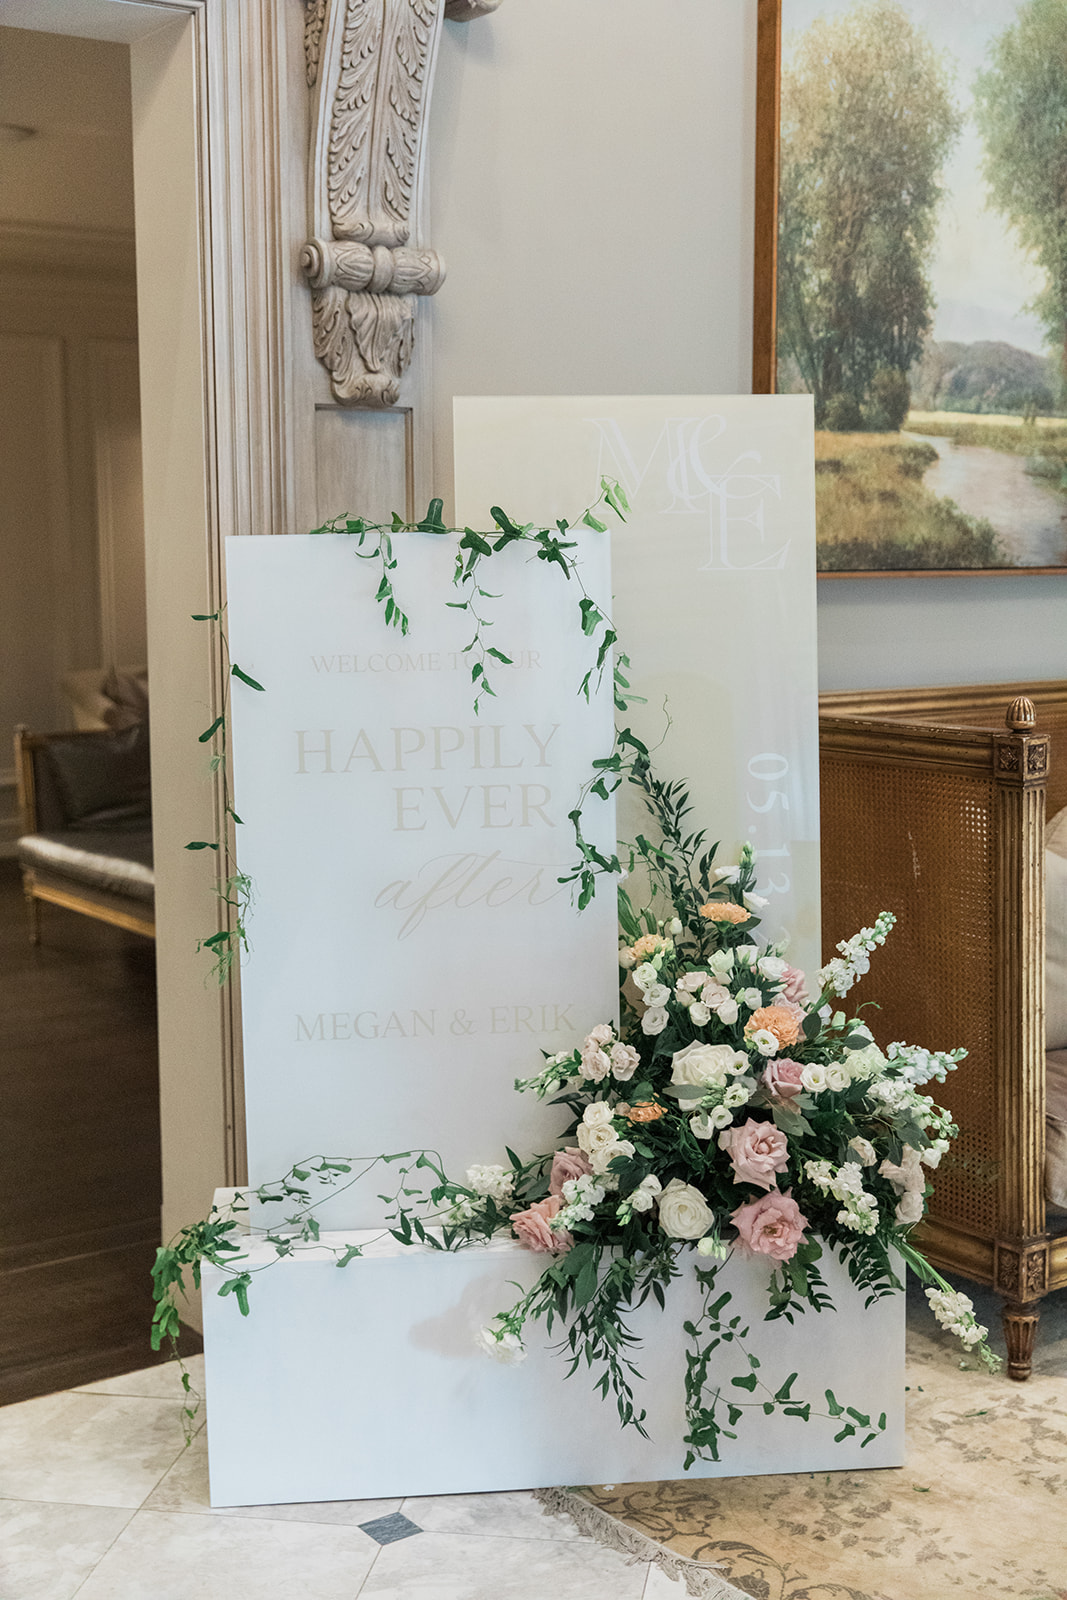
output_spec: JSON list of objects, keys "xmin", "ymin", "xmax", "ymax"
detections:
[
  {"xmin": 185, "ymin": 840, "xmax": 218, "ymax": 851},
  {"xmin": 198, "ymin": 716, "xmax": 224, "ymax": 743},
  {"xmin": 582, "ymin": 510, "xmax": 608, "ymax": 532},
  {"xmin": 731, "ymin": 1373, "xmax": 758, "ymax": 1392},
  {"xmin": 417, "ymin": 497, "xmax": 447, "ymax": 534},
  {"xmin": 191, "ymin": 612, "xmax": 219, "ymax": 621},
  {"xmin": 231, "ymin": 664, "xmax": 265, "ymax": 691}
]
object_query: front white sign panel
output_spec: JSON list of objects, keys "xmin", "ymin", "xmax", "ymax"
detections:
[
  {"xmin": 454, "ymin": 396, "xmax": 820, "ymax": 977},
  {"xmin": 225, "ymin": 533, "xmax": 617, "ymax": 1224}
]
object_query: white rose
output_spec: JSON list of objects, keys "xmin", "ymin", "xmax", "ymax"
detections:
[
  {"xmin": 757, "ymin": 956, "xmax": 788, "ymax": 982},
  {"xmin": 716, "ymin": 997, "xmax": 740, "ymax": 1025},
  {"xmin": 633, "ymin": 962, "xmax": 658, "ymax": 990},
  {"xmin": 848, "ymin": 1136, "xmax": 877, "ymax": 1166},
  {"xmin": 671, "ymin": 1041, "xmax": 744, "ymax": 1088},
  {"xmin": 610, "ymin": 1043, "xmax": 640, "ymax": 1081},
  {"xmin": 895, "ymin": 1190, "xmax": 925, "ymax": 1226},
  {"xmin": 579, "ymin": 1047, "xmax": 611, "ymax": 1082},
  {"xmin": 657, "ymin": 1178, "xmax": 714, "ymax": 1240},
  {"xmin": 825, "ymin": 1064, "xmax": 850, "ymax": 1092},
  {"xmin": 641, "ymin": 1007, "xmax": 669, "ymax": 1035},
  {"xmin": 589, "ymin": 1137, "xmax": 634, "ymax": 1176},
  {"xmin": 801, "ymin": 1062, "xmax": 828, "ymax": 1092},
  {"xmin": 749, "ymin": 1028, "xmax": 779, "ymax": 1057},
  {"xmin": 700, "ymin": 981, "xmax": 730, "ymax": 1008},
  {"xmin": 587, "ymin": 1023, "xmax": 614, "ymax": 1046},
  {"xmin": 582, "ymin": 1101, "xmax": 616, "ymax": 1128},
  {"xmin": 688, "ymin": 1002, "xmax": 712, "ymax": 1027},
  {"xmin": 645, "ymin": 983, "xmax": 671, "ymax": 1008},
  {"xmin": 738, "ymin": 987, "xmax": 764, "ymax": 1010},
  {"xmin": 577, "ymin": 1120, "xmax": 619, "ymax": 1160},
  {"xmin": 707, "ymin": 950, "xmax": 736, "ymax": 981}
]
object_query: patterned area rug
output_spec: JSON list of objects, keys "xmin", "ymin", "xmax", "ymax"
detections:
[{"xmin": 538, "ymin": 1280, "xmax": 1067, "ymax": 1600}]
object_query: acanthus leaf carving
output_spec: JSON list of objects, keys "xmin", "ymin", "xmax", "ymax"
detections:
[{"xmin": 304, "ymin": 0, "xmax": 497, "ymax": 407}]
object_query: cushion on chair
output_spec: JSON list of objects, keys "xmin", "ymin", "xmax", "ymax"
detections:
[
  {"xmin": 1047, "ymin": 1048, "xmax": 1067, "ymax": 1210},
  {"xmin": 41, "ymin": 724, "xmax": 151, "ymax": 827},
  {"xmin": 17, "ymin": 828, "xmax": 154, "ymax": 903},
  {"xmin": 1048, "ymin": 842, "xmax": 1067, "ymax": 1051}
]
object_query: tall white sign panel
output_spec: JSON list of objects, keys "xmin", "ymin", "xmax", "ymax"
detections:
[
  {"xmin": 225, "ymin": 532, "xmax": 617, "ymax": 1224},
  {"xmin": 454, "ymin": 397, "xmax": 820, "ymax": 978}
]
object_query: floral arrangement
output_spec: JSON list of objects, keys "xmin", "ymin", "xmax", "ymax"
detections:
[{"xmin": 155, "ymin": 484, "xmax": 999, "ymax": 1463}]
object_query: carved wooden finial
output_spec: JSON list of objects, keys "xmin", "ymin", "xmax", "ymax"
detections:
[{"xmin": 1006, "ymin": 696, "xmax": 1037, "ymax": 731}]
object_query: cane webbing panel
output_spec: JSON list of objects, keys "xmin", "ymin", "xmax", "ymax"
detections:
[{"xmin": 820, "ymin": 754, "xmax": 999, "ymax": 1238}]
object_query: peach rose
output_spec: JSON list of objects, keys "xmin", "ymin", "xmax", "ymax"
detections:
[
  {"xmin": 718, "ymin": 1117, "xmax": 789, "ymax": 1190},
  {"xmin": 549, "ymin": 1147, "xmax": 592, "ymax": 1196},
  {"xmin": 698, "ymin": 901, "xmax": 750, "ymax": 925},
  {"xmin": 762, "ymin": 1057, "xmax": 805, "ymax": 1101},
  {"xmin": 745, "ymin": 1004, "xmax": 802, "ymax": 1049},
  {"xmin": 731, "ymin": 1189, "xmax": 808, "ymax": 1262},
  {"xmin": 511, "ymin": 1195, "xmax": 572, "ymax": 1254}
]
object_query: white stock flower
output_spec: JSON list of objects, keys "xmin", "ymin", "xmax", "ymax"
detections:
[
  {"xmin": 465, "ymin": 1164, "xmax": 514, "ymax": 1203},
  {"xmin": 657, "ymin": 1178, "xmax": 714, "ymax": 1240},
  {"xmin": 671, "ymin": 1042, "xmax": 747, "ymax": 1088},
  {"xmin": 921, "ymin": 1138, "xmax": 949, "ymax": 1168},
  {"xmin": 641, "ymin": 1006, "xmax": 669, "ymax": 1035},
  {"xmin": 444, "ymin": 1195, "xmax": 482, "ymax": 1224},
  {"xmin": 688, "ymin": 1002, "xmax": 712, "ymax": 1027},
  {"xmin": 629, "ymin": 1174, "xmax": 662, "ymax": 1212},
  {"xmin": 879, "ymin": 1145, "xmax": 925, "ymax": 1196},
  {"xmin": 477, "ymin": 1323, "xmax": 527, "ymax": 1364},
  {"xmin": 559, "ymin": 1174, "xmax": 606, "ymax": 1222},
  {"xmin": 848, "ymin": 1136, "xmax": 877, "ymax": 1167},
  {"xmin": 801, "ymin": 1062, "xmax": 828, "ymax": 1092},
  {"xmin": 925, "ymin": 1287, "xmax": 987, "ymax": 1348},
  {"xmin": 749, "ymin": 1028, "xmax": 779, "ymax": 1057}
]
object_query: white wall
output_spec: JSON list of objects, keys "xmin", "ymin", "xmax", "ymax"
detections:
[{"xmin": 428, "ymin": 0, "xmax": 1067, "ymax": 695}]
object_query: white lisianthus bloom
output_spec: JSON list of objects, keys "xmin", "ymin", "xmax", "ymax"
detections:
[
  {"xmin": 825, "ymin": 1064, "xmax": 850, "ymax": 1092},
  {"xmin": 582, "ymin": 1101, "xmax": 616, "ymax": 1128},
  {"xmin": 671, "ymin": 1041, "xmax": 746, "ymax": 1087},
  {"xmin": 723, "ymin": 1082, "xmax": 750, "ymax": 1109},
  {"xmin": 700, "ymin": 981, "xmax": 731, "ymax": 1008},
  {"xmin": 618, "ymin": 946, "xmax": 636, "ymax": 969},
  {"xmin": 697, "ymin": 1234, "xmax": 729, "ymax": 1259},
  {"xmin": 668, "ymin": 918, "xmax": 683, "ymax": 935},
  {"xmin": 749, "ymin": 1028, "xmax": 779, "ymax": 1057},
  {"xmin": 688, "ymin": 1002, "xmax": 712, "ymax": 1027},
  {"xmin": 465, "ymin": 1163, "xmax": 514, "ymax": 1203},
  {"xmin": 632, "ymin": 962, "xmax": 658, "ymax": 991},
  {"xmin": 689, "ymin": 1111, "xmax": 716, "ymax": 1140},
  {"xmin": 801, "ymin": 1062, "xmax": 828, "ymax": 1092},
  {"xmin": 715, "ymin": 864, "xmax": 740, "ymax": 884},
  {"xmin": 745, "ymin": 893, "xmax": 769, "ymax": 909},
  {"xmin": 657, "ymin": 1178, "xmax": 714, "ymax": 1240},
  {"xmin": 716, "ymin": 997, "xmax": 740, "ymax": 1025},
  {"xmin": 921, "ymin": 1138, "xmax": 949, "ymax": 1168},
  {"xmin": 709, "ymin": 1104, "xmax": 734, "ymax": 1130},
  {"xmin": 678, "ymin": 971, "xmax": 706, "ymax": 994},
  {"xmin": 707, "ymin": 950, "xmax": 736, "ymax": 981},
  {"xmin": 674, "ymin": 986, "xmax": 694, "ymax": 1008},
  {"xmin": 645, "ymin": 983, "xmax": 671, "ymax": 1008},
  {"xmin": 844, "ymin": 1041, "xmax": 887, "ymax": 1082},
  {"xmin": 757, "ymin": 956, "xmax": 789, "ymax": 983},
  {"xmin": 629, "ymin": 1173, "xmax": 663, "ymax": 1212},
  {"xmin": 738, "ymin": 987, "xmax": 764, "ymax": 1011},
  {"xmin": 641, "ymin": 1006, "xmax": 669, "ymax": 1035},
  {"xmin": 848, "ymin": 1136, "xmax": 877, "ymax": 1167},
  {"xmin": 477, "ymin": 1324, "xmax": 527, "ymax": 1364}
]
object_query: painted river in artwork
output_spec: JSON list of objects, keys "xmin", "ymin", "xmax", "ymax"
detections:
[{"xmin": 906, "ymin": 431, "xmax": 1067, "ymax": 567}]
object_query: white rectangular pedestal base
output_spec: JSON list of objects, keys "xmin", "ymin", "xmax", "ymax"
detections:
[{"xmin": 203, "ymin": 1203, "xmax": 904, "ymax": 1506}]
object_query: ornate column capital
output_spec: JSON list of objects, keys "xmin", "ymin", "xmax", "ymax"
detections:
[{"xmin": 301, "ymin": 0, "xmax": 498, "ymax": 407}]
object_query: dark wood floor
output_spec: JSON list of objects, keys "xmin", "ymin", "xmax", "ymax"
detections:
[{"xmin": 0, "ymin": 859, "xmax": 184, "ymax": 1403}]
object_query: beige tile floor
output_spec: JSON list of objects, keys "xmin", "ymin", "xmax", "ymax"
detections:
[{"xmin": 0, "ymin": 1356, "xmax": 680, "ymax": 1600}]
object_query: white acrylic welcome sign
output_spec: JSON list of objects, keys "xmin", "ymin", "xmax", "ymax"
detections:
[
  {"xmin": 454, "ymin": 396, "xmax": 820, "ymax": 979},
  {"xmin": 225, "ymin": 531, "xmax": 617, "ymax": 1225}
]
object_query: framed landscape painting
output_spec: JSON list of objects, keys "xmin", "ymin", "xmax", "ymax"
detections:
[{"xmin": 754, "ymin": 0, "xmax": 1067, "ymax": 575}]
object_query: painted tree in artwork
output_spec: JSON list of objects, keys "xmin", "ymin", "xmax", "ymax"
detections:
[
  {"xmin": 778, "ymin": 0, "xmax": 960, "ymax": 429},
  {"xmin": 975, "ymin": 0, "xmax": 1067, "ymax": 401}
]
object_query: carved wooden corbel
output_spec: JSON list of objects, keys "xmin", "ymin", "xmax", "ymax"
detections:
[{"xmin": 302, "ymin": 0, "xmax": 497, "ymax": 407}]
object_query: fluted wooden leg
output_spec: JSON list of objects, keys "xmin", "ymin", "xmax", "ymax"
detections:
[{"xmin": 1002, "ymin": 1301, "xmax": 1039, "ymax": 1381}]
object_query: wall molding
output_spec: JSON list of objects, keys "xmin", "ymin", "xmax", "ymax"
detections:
[{"xmin": 0, "ymin": 221, "xmax": 136, "ymax": 281}]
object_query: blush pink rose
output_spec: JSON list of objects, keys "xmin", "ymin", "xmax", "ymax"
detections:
[
  {"xmin": 780, "ymin": 964, "xmax": 809, "ymax": 1007},
  {"xmin": 762, "ymin": 1057, "xmax": 805, "ymax": 1101},
  {"xmin": 549, "ymin": 1147, "xmax": 592, "ymax": 1196},
  {"xmin": 718, "ymin": 1117, "xmax": 789, "ymax": 1190},
  {"xmin": 511, "ymin": 1195, "xmax": 573, "ymax": 1254},
  {"xmin": 731, "ymin": 1189, "xmax": 808, "ymax": 1262}
]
